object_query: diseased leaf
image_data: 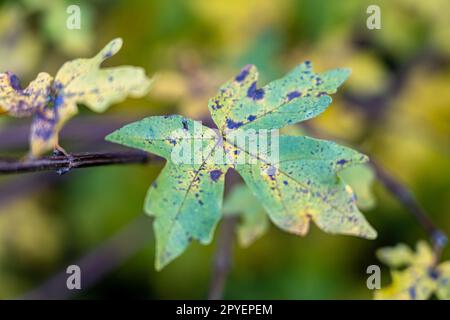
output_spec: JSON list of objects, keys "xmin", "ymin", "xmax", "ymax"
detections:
[
  {"xmin": 223, "ymin": 184, "xmax": 269, "ymax": 247},
  {"xmin": 107, "ymin": 63, "xmax": 376, "ymax": 269},
  {"xmin": 375, "ymin": 241, "xmax": 450, "ymax": 300},
  {"xmin": 0, "ymin": 38, "xmax": 152, "ymax": 157}
]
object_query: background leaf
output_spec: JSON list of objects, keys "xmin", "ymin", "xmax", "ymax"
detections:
[
  {"xmin": 376, "ymin": 241, "xmax": 450, "ymax": 300},
  {"xmin": 223, "ymin": 184, "xmax": 269, "ymax": 247}
]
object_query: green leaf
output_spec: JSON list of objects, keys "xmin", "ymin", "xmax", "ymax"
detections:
[
  {"xmin": 375, "ymin": 241, "xmax": 450, "ymax": 300},
  {"xmin": 338, "ymin": 164, "xmax": 376, "ymax": 210},
  {"xmin": 223, "ymin": 184, "xmax": 269, "ymax": 247},
  {"xmin": 107, "ymin": 63, "xmax": 376, "ymax": 269},
  {"xmin": 0, "ymin": 38, "xmax": 152, "ymax": 156}
]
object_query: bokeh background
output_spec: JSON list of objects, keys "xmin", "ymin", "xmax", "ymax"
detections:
[{"xmin": 0, "ymin": 0, "xmax": 449, "ymax": 299}]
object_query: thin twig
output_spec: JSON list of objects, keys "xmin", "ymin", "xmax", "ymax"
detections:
[
  {"xmin": 370, "ymin": 160, "xmax": 448, "ymax": 263},
  {"xmin": 0, "ymin": 151, "xmax": 162, "ymax": 175},
  {"xmin": 21, "ymin": 215, "xmax": 153, "ymax": 300},
  {"xmin": 208, "ymin": 216, "xmax": 238, "ymax": 300}
]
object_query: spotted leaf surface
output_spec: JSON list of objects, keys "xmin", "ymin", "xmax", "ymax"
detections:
[
  {"xmin": 209, "ymin": 63, "xmax": 350, "ymax": 135},
  {"xmin": 107, "ymin": 63, "xmax": 376, "ymax": 269},
  {"xmin": 0, "ymin": 38, "xmax": 152, "ymax": 156},
  {"xmin": 107, "ymin": 115, "xmax": 230, "ymax": 269},
  {"xmin": 234, "ymin": 136, "xmax": 375, "ymax": 238},
  {"xmin": 376, "ymin": 241, "xmax": 450, "ymax": 300},
  {"xmin": 0, "ymin": 72, "xmax": 53, "ymax": 117}
]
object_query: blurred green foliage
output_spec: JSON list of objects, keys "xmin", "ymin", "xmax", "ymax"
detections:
[{"xmin": 0, "ymin": 0, "xmax": 449, "ymax": 299}]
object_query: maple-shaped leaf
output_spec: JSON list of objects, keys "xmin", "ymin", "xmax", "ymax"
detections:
[
  {"xmin": 0, "ymin": 38, "xmax": 152, "ymax": 157},
  {"xmin": 375, "ymin": 241, "xmax": 450, "ymax": 300},
  {"xmin": 106, "ymin": 63, "xmax": 376, "ymax": 270}
]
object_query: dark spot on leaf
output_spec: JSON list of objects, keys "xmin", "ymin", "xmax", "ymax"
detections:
[
  {"xmin": 226, "ymin": 119, "xmax": 243, "ymax": 129},
  {"xmin": 33, "ymin": 110, "xmax": 56, "ymax": 141},
  {"xmin": 247, "ymin": 82, "xmax": 264, "ymax": 100},
  {"xmin": 8, "ymin": 73, "xmax": 22, "ymax": 90},
  {"xmin": 235, "ymin": 65, "xmax": 251, "ymax": 82},
  {"xmin": 53, "ymin": 95, "xmax": 64, "ymax": 109},
  {"xmin": 182, "ymin": 119, "xmax": 189, "ymax": 130},
  {"xmin": 198, "ymin": 200, "xmax": 204, "ymax": 205},
  {"xmin": 267, "ymin": 166, "xmax": 277, "ymax": 180},
  {"xmin": 212, "ymin": 100, "xmax": 222, "ymax": 110},
  {"xmin": 337, "ymin": 159, "xmax": 347, "ymax": 165},
  {"xmin": 53, "ymin": 81, "xmax": 63, "ymax": 91},
  {"xmin": 428, "ymin": 268, "xmax": 440, "ymax": 280},
  {"xmin": 287, "ymin": 91, "xmax": 301, "ymax": 101},
  {"xmin": 408, "ymin": 287, "xmax": 416, "ymax": 299},
  {"xmin": 247, "ymin": 115, "xmax": 256, "ymax": 122},
  {"xmin": 103, "ymin": 51, "xmax": 113, "ymax": 59},
  {"xmin": 283, "ymin": 180, "xmax": 288, "ymax": 185},
  {"xmin": 209, "ymin": 169, "xmax": 222, "ymax": 182}
]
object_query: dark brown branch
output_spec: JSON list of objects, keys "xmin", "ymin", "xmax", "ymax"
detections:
[
  {"xmin": 208, "ymin": 216, "xmax": 238, "ymax": 300},
  {"xmin": 0, "ymin": 151, "xmax": 162, "ymax": 175},
  {"xmin": 370, "ymin": 160, "xmax": 448, "ymax": 262}
]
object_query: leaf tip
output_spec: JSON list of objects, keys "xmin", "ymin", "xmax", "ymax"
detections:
[
  {"xmin": 154, "ymin": 259, "xmax": 165, "ymax": 272},
  {"xmin": 97, "ymin": 37, "xmax": 124, "ymax": 61},
  {"xmin": 366, "ymin": 226, "xmax": 378, "ymax": 240},
  {"xmin": 342, "ymin": 67, "xmax": 352, "ymax": 77},
  {"xmin": 104, "ymin": 129, "xmax": 121, "ymax": 144},
  {"xmin": 234, "ymin": 64, "xmax": 257, "ymax": 83}
]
